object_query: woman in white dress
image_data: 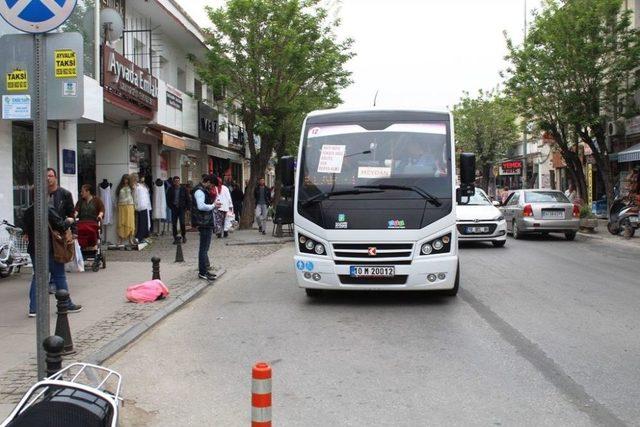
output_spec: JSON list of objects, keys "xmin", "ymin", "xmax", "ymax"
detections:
[{"xmin": 214, "ymin": 177, "xmax": 234, "ymax": 238}]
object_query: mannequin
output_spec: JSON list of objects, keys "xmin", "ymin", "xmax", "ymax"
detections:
[
  {"xmin": 152, "ymin": 178, "xmax": 167, "ymax": 235},
  {"xmin": 98, "ymin": 179, "xmax": 113, "ymax": 244}
]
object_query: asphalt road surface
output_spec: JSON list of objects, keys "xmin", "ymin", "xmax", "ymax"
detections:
[{"xmin": 110, "ymin": 234, "xmax": 640, "ymax": 426}]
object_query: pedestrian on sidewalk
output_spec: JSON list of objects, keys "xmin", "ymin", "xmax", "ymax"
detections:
[
  {"xmin": 254, "ymin": 178, "xmax": 271, "ymax": 235},
  {"xmin": 564, "ymin": 183, "xmax": 577, "ymax": 203},
  {"xmin": 24, "ymin": 168, "xmax": 82, "ymax": 317},
  {"xmin": 74, "ymin": 184, "xmax": 105, "ymax": 222},
  {"xmin": 230, "ymin": 181, "xmax": 244, "ymax": 222},
  {"xmin": 166, "ymin": 176, "xmax": 189, "ymax": 244},
  {"xmin": 191, "ymin": 175, "xmax": 220, "ymax": 281},
  {"xmin": 214, "ymin": 177, "xmax": 233, "ymax": 239}
]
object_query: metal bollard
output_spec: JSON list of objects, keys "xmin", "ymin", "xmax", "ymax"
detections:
[
  {"xmin": 251, "ymin": 362, "xmax": 272, "ymax": 427},
  {"xmin": 54, "ymin": 290, "xmax": 76, "ymax": 355},
  {"xmin": 43, "ymin": 335, "xmax": 65, "ymax": 378},
  {"xmin": 175, "ymin": 242, "xmax": 184, "ymax": 263},
  {"xmin": 152, "ymin": 257, "xmax": 161, "ymax": 280}
]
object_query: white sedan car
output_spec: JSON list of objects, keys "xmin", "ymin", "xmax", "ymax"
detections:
[{"xmin": 456, "ymin": 188, "xmax": 507, "ymax": 247}]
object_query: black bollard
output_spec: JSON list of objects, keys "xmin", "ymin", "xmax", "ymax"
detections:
[
  {"xmin": 152, "ymin": 256, "xmax": 161, "ymax": 280},
  {"xmin": 175, "ymin": 241, "xmax": 184, "ymax": 263},
  {"xmin": 54, "ymin": 290, "xmax": 76, "ymax": 355},
  {"xmin": 43, "ymin": 335, "xmax": 65, "ymax": 378}
]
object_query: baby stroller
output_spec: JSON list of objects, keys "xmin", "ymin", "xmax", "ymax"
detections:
[
  {"xmin": 0, "ymin": 363, "xmax": 123, "ymax": 427},
  {"xmin": 76, "ymin": 220, "xmax": 106, "ymax": 272}
]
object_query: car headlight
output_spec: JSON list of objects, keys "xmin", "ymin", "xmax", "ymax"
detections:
[
  {"xmin": 298, "ymin": 233, "xmax": 327, "ymax": 256},
  {"xmin": 420, "ymin": 234, "xmax": 452, "ymax": 256},
  {"xmin": 493, "ymin": 215, "xmax": 505, "ymax": 221}
]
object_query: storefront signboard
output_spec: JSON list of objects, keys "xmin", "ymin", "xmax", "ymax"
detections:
[{"xmin": 500, "ymin": 160, "xmax": 522, "ymax": 176}]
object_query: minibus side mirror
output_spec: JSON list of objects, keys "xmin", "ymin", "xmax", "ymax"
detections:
[
  {"xmin": 457, "ymin": 153, "xmax": 476, "ymax": 204},
  {"xmin": 279, "ymin": 156, "xmax": 296, "ymax": 188}
]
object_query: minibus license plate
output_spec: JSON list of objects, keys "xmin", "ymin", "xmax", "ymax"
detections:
[{"xmin": 350, "ymin": 266, "xmax": 395, "ymax": 278}]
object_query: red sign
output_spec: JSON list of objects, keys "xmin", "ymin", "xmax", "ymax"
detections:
[
  {"xmin": 500, "ymin": 160, "xmax": 523, "ymax": 176},
  {"xmin": 103, "ymin": 45, "xmax": 158, "ymax": 117}
]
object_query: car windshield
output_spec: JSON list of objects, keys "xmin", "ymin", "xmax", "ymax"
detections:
[
  {"xmin": 299, "ymin": 122, "xmax": 452, "ymax": 202},
  {"xmin": 466, "ymin": 189, "xmax": 492, "ymax": 206},
  {"xmin": 525, "ymin": 191, "xmax": 570, "ymax": 203}
]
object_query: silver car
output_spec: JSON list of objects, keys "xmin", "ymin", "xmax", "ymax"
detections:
[{"xmin": 500, "ymin": 189, "xmax": 580, "ymax": 240}]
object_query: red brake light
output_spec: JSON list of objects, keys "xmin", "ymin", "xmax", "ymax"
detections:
[
  {"xmin": 572, "ymin": 204, "xmax": 580, "ymax": 218},
  {"xmin": 523, "ymin": 204, "xmax": 534, "ymax": 217}
]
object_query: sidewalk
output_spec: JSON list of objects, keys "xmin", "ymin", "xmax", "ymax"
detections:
[
  {"xmin": 0, "ymin": 224, "xmax": 291, "ymax": 417},
  {"xmin": 577, "ymin": 219, "xmax": 640, "ymax": 248}
]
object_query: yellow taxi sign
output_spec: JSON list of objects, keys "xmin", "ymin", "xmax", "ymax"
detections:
[
  {"xmin": 54, "ymin": 49, "xmax": 77, "ymax": 78},
  {"xmin": 6, "ymin": 69, "xmax": 28, "ymax": 92}
]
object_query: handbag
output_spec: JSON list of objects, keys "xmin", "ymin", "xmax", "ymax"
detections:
[{"xmin": 49, "ymin": 224, "xmax": 75, "ymax": 264}]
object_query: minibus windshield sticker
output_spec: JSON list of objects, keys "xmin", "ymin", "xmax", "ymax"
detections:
[
  {"xmin": 317, "ymin": 144, "xmax": 346, "ymax": 173},
  {"xmin": 308, "ymin": 124, "xmax": 365, "ymax": 138},
  {"xmin": 357, "ymin": 166, "xmax": 391, "ymax": 179}
]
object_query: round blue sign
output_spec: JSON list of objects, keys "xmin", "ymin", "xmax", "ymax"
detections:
[{"xmin": 0, "ymin": 0, "xmax": 78, "ymax": 34}]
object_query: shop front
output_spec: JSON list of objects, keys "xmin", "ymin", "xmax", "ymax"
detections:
[{"xmin": 496, "ymin": 159, "xmax": 523, "ymax": 190}]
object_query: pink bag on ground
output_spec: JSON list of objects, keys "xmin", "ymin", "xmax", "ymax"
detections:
[{"xmin": 126, "ymin": 280, "xmax": 169, "ymax": 303}]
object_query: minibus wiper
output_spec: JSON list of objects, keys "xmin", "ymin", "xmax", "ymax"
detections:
[
  {"xmin": 355, "ymin": 184, "xmax": 442, "ymax": 207},
  {"xmin": 301, "ymin": 189, "xmax": 384, "ymax": 207}
]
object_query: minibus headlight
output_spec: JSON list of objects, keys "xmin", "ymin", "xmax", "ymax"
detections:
[
  {"xmin": 305, "ymin": 240, "xmax": 315, "ymax": 251},
  {"xmin": 314, "ymin": 244, "xmax": 325, "ymax": 255},
  {"xmin": 421, "ymin": 244, "xmax": 433, "ymax": 255}
]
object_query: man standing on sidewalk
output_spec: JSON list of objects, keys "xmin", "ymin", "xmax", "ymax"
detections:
[
  {"xmin": 166, "ymin": 176, "xmax": 189, "ymax": 244},
  {"xmin": 191, "ymin": 175, "xmax": 220, "ymax": 281},
  {"xmin": 254, "ymin": 178, "xmax": 272, "ymax": 235},
  {"xmin": 25, "ymin": 168, "xmax": 82, "ymax": 317}
]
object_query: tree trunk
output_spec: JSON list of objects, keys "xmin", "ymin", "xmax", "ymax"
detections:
[{"xmin": 239, "ymin": 138, "xmax": 274, "ymax": 230}]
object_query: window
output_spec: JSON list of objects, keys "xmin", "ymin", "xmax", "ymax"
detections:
[
  {"xmin": 506, "ymin": 192, "xmax": 520, "ymax": 206},
  {"xmin": 194, "ymin": 79, "xmax": 203, "ymax": 101},
  {"xmin": 206, "ymin": 86, "xmax": 214, "ymax": 105},
  {"xmin": 177, "ymin": 67, "xmax": 186, "ymax": 92},
  {"xmin": 524, "ymin": 191, "xmax": 570, "ymax": 203}
]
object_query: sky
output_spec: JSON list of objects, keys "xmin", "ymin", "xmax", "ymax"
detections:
[{"xmin": 180, "ymin": 0, "xmax": 543, "ymax": 111}]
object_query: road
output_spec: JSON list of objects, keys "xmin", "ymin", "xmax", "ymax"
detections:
[{"xmin": 110, "ymin": 235, "xmax": 640, "ymax": 426}]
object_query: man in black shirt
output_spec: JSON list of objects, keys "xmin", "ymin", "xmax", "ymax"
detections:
[
  {"xmin": 166, "ymin": 176, "xmax": 189, "ymax": 244},
  {"xmin": 27, "ymin": 168, "xmax": 82, "ymax": 317}
]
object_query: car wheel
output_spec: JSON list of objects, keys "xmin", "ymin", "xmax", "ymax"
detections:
[
  {"xmin": 512, "ymin": 221, "xmax": 521, "ymax": 239},
  {"xmin": 442, "ymin": 262, "xmax": 460, "ymax": 297},
  {"xmin": 492, "ymin": 240, "xmax": 506, "ymax": 248},
  {"xmin": 565, "ymin": 231, "xmax": 577, "ymax": 241},
  {"xmin": 305, "ymin": 288, "xmax": 323, "ymax": 297}
]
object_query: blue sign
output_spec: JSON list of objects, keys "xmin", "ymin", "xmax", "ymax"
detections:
[
  {"xmin": 62, "ymin": 149, "xmax": 75, "ymax": 174},
  {"xmin": 296, "ymin": 260, "xmax": 305, "ymax": 271},
  {"xmin": 305, "ymin": 261, "xmax": 314, "ymax": 271},
  {"xmin": 0, "ymin": 0, "xmax": 78, "ymax": 34}
]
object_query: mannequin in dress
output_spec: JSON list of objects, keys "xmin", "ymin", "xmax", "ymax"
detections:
[{"xmin": 152, "ymin": 178, "xmax": 167, "ymax": 235}]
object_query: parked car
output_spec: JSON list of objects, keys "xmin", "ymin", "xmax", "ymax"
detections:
[
  {"xmin": 456, "ymin": 188, "xmax": 507, "ymax": 247},
  {"xmin": 500, "ymin": 189, "xmax": 580, "ymax": 240}
]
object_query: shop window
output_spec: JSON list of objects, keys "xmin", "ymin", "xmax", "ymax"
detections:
[
  {"xmin": 78, "ymin": 140, "xmax": 96, "ymax": 195},
  {"xmin": 12, "ymin": 125, "xmax": 34, "ymax": 228}
]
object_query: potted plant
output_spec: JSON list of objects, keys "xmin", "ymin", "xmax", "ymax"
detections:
[{"xmin": 579, "ymin": 204, "xmax": 598, "ymax": 232}]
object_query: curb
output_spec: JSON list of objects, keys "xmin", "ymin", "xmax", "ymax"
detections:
[
  {"xmin": 226, "ymin": 239, "xmax": 293, "ymax": 246},
  {"xmin": 86, "ymin": 268, "xmax": 227, "ymax": 365}
]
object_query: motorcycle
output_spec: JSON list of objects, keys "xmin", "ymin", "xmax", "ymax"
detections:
[
  {"xmin": 607, "ymin": 198, "xmax": 639, "ymax": 238},
  {"xmin": 0, "ymin": 220, "xmax": 31, "ymax": 278},
  {"xmin": 0, "ymin": 363, "xmax": 123, "ymax": 427}
]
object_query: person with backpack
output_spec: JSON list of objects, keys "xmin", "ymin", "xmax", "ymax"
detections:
[{"xmin": 191, "ymin": 175, "xmax": 221, "ymax": 281}]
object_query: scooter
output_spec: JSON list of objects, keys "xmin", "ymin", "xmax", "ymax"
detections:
[
  {"xmin": 607, "ymin": 198, "xmax": 639, "ymax": 238},
  {"xmin": 0, "ymin": 220, "xmax": 31, "ymax": 278},
  {"xmin": 0, "ymin": 363, "xmax": 123, "ymax": 427}
]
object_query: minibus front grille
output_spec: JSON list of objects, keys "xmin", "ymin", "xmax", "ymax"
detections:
[
  {"xmin": 338, "ymin": 275, "xmax": 409, "ymax": 285},
  {"xmin": 332, "ymin": 242, "xmax": 415, "ymax": 261}
]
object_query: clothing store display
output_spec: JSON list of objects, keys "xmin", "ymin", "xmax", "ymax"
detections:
[
  {"xmin": 153, "ymin": 179, "xmax": 167, "ymax": 220},
  {"xmin": 117, "ymin": 186, "xmax": 135, "ymax": 240},
  {"xmin": 135, "ymin": 183, "xmax": 152, "ymax": 242},
  {"xmin": 98, "ymin": 180, "xmax": 113, "ymax": 225}
]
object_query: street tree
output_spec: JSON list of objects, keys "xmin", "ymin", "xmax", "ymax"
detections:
[
  {"xmin": 192, "ymin": 0, "xmax": 353, "ymax": 228},
  {"xmin": 504, "ymin": 0, "xmax": 640, "ymax": 204},
  {"xmin": 453, "ymin": 90, "xmax": 518, "ymax": 192}
]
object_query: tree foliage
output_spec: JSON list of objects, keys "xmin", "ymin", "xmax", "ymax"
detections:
[
  {"xmin": 504, "ymin": 0, "xmax": 640, "ymax": 202},
  {"xmin": 453, "ymin": 90, "xmax": 518, "ymax": 191},
  {"xmin": 192, "ymin": 0, "xmax": 353, "ymax": 228}
]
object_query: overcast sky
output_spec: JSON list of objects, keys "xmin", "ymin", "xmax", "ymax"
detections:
[{"xmin": 180, "ymin": 0, "xmax": 542, "ymax": 111}]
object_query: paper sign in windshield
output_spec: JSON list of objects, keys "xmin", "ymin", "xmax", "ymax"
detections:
[
  {"xmin": 317, "ymin": 145, "xmax": 346, "ymax": 173},
  {"xmin": 358, "ymin": 167, "xmax": 391, "ymax": 179}
]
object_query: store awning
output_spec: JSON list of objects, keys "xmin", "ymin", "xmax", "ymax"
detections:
[
  {"xmin": 162, "ymin": 131, "xmax": 186, "ymax": 151},
  {"xmin": 206, "ymin": 145, "xmax": 242, "ymax": 162},
  {"xmin": 617, "ymin": 143, "xmax": 640, "ymax": 163}
]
